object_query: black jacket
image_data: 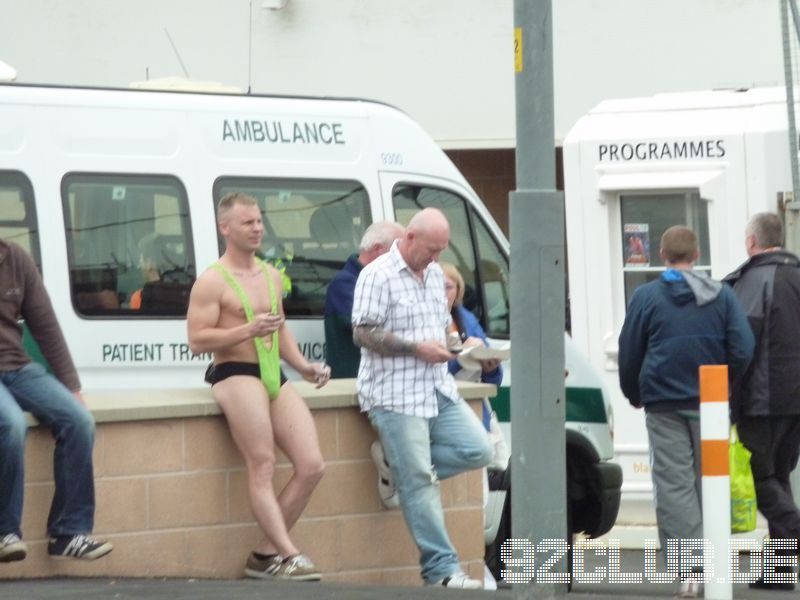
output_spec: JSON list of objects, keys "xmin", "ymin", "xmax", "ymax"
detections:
[{"xmin": 724, "ymin": 250, "xmax": 800, "ymax": 418}]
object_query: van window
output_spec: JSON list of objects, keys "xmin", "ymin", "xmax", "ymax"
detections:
[
  {"xmin": 213, "ymin": 178, "xmax": 371, "ymax": 317},
  {"xmin": 0, "ymin": 171, "xmax": 40, "ymax": 268},
  {"xmin": 474, "ymin": 217, "xmax": 510, "ymax": 336},
  {"xmin": 62, "ymin": 174, "xmax": 195, "ymax": 317},
  {"xmin": 392, "ymin": 184, "xmax": 510, "ymax": 338}
]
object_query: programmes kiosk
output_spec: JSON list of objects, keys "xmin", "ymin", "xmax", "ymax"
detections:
[{"xmin": 564, "ymin": 86, "xmax": 795, "ymax": 540}]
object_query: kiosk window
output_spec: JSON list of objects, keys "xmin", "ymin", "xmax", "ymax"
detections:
[
  {"xmin": 0, "ymin": 171, "xmax": 40, "ymax": 268},
  {"xmin": 620, "ymin": 190, "xmax": 710, "ymax": 306},
  {"xmin": 62, "ymin": 174, "xmax": 195, "ymax": 317},
  {"xmin": 213, "ymin": 178, "xmax": 371, "ymax": 317},
  {"xmin": 393, "ymin": 184, "xmax": 510, "ymax": 338}
]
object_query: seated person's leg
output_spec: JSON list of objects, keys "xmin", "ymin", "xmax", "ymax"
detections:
[
  {"xmin": 6, "ymin": 363, "xmax": 96, "ymax": 536},
  {"xmin": 0, "ymin": 383, "xmax": 27, "ymax": 539},
  {"xmin": 430, "ymin": 394, "xmax": 492, "ymax": 480}
]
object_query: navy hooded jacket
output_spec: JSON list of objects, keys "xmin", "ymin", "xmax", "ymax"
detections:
[{"xmin": 618, "ymin": 269, "xmax": 754, "ymax": 411}]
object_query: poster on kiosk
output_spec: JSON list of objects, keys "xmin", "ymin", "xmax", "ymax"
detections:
[{"xmin": 563, "ymin": 86, "xmax": 796, "ymax": 543}]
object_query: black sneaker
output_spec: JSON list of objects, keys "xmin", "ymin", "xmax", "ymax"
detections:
[
  {"xmin": 0, "ymin": 533, "xmax": 27, "ymax": 562},
  {"xmin": 48, "ymin": 534, "xmax": 113, "ymax": 560},
  {"xmin": 749, "ymin": 577, "xmax": 796, "ymax": 591}
]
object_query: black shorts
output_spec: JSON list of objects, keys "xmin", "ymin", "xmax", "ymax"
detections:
[{"xmin": 204, "ymin": 361, "xmax": 287, "ymax": 387}]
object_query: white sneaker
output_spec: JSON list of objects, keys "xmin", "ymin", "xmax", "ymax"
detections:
[
  {"xmin": 0, "ymin": 533, "xmax": 27, "ymax": 562},
  {"xmin": 483, "ymin": 564, "xmax": 498, "ymax": 590},
  {"xmin": 370, "ymin": 440, "xmax": 400, "ymax": 509},
  {"xmin": 274, "ymin": 553, "xmax": 321, "ymax": 581},
  {"xmin": 676, "ymin": 576, "xmax": 703, "ymax": 598},
  {"xmin": 433, "ymin": 572, "xmax": 483, "ymax": 590}
]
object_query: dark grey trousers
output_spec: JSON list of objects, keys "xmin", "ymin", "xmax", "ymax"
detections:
[{"xmin": 738, "ymin": 415, "xmax": 800, "ymax": 544}]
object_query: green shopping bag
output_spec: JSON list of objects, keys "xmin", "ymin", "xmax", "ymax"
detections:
[{"xmin": 730, "ymin": 425, "xmax": 757, "ymax": 533}]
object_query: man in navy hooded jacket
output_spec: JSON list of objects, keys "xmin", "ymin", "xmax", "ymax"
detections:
[{"xmin": 618, "ymin": 225, "xmax": 753, "ymax": 595}]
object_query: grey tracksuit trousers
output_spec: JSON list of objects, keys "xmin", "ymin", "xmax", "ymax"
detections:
[{"xmin": 645, "ymin": 410, "xmax": 703, "ymax": 551}]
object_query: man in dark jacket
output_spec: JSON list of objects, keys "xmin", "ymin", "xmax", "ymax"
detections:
[
  {"xmin": 324, "ymin": 221, "xmax": 403, "ymax": 378},
  {"xmin": 724, "ymin": 212, "xmax": 800, "ymax": 590},
  {"xmin": 619, "ymin": 225, "xmax": 754, "ymax": 598}
]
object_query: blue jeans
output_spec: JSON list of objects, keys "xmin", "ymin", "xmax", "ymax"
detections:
[
  {"xmin": 368, "ymin": 391, "xmax": 492, "ymax": 583},
  {"xmin": 0, "ymin": 362, "xmax": 96, "ymax": 538}
]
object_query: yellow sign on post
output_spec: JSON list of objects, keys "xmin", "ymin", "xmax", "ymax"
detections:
[{"xmin": 514, "ymin": 27, "xmax": 523, "ymax": 72}]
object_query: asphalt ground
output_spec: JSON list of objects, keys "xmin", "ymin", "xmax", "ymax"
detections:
[
  {"xmin": 1, "ymin": 576, "xmax": 795, "ymax": 600},
  {"xmin": 1, "ymin": 549, "xmax": 793, "ymax": 599}
]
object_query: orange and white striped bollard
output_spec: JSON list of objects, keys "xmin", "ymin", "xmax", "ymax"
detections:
[{"xmin": 700, "ymin": 364, "xmax": 732, "ymax": 600}]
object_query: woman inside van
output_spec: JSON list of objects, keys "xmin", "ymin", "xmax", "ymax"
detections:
[{"xmin": 441, "ymin": 262, "xmax": 503, "ymax": 387}]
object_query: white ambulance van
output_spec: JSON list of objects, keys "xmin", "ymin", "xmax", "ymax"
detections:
[
  {"xmin": 564, "ymin": 86, "xmax": 793, "ymax": 541},
  {"xmin": 0, "ymin": 82, "xmax": 619, "ymax": 565}
]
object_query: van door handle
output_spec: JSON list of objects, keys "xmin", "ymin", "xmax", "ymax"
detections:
[{"xmin": 603, "ymin": 332, "xmax": 618, "ymax": 371}]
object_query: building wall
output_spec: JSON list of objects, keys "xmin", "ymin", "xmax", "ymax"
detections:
[
  {"xmin": 446, "ymin": 149, "xmax": 515, "ymax": 237},
  {"xmin": 1, "ymin": 1, "xmax": 782, "ymax": 235},
  {"xmin": 446, "ymin": 148, "xmax": 564, "ymax": 238},
  {"xmin": 0, "ymin": 0, "xmax": 784, "ymax": 147}
]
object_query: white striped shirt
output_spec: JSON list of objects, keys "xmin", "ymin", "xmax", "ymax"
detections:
[{"xmin": 352, "ymin": 241, "xmax": 460, "ymax": 418}]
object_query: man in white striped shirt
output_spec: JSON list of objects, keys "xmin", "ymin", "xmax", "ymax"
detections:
[{"xmin": 352, "ymin": 207, "xmax": 492, "ymax": 590}]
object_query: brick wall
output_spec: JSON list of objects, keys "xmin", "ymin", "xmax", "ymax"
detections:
[{"xmin": 2, "ymin": 404, "xmax": 486, "ymax": 586}]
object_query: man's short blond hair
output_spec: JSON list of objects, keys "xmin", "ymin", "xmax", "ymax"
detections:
[
  {"xmin": 217, "ymin": 192, "xmax": 258, "ymax": 223},
  {"xmin": 660, "ymin": 226, "xmax": 698, "ymax": 264}
]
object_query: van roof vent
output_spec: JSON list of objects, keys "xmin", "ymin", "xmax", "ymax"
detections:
[
  {"xmin": 129, "ymin": 77, "xmax": 242, "ymax": 93},
  {"xmin": 0, "ymin": 60, "xmax": 17, "ymax": 82}
]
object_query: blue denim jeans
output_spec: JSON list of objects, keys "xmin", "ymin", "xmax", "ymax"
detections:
[
  {"xmin": 368, "ymin": 391, "xmax": 492, "ymax": 583},
  {"xmin": 0, "ymin": 362, "xmax": 96, "ymax": 538}
]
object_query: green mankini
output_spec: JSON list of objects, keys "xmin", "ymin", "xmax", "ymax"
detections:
[{"xmin": 212, "ymin": 259, "xmax": 281, "ymax": 400}]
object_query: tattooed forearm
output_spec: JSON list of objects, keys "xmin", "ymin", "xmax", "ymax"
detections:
[{"xmin": 353, "ymin": 325, "xmax": 417, "ymax": 356}]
